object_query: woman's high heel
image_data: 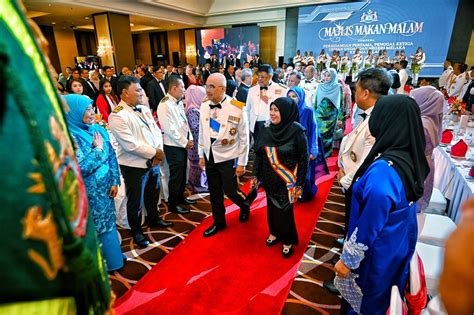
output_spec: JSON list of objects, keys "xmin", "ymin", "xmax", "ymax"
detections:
[{"xmin": 282, "ymin": 245, "xmax": 293, "ymax": 258}]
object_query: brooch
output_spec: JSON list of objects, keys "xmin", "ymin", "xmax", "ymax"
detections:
[
  {"xmin": 350, "ymin": 151, "xmax": 357, "ymax": 162},
  {"xmin": 229, "ymin": 127, "xmax": 237, "ymax": 136}
]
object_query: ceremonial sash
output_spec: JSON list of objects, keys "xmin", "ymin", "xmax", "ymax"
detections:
[
  {"xmin": 264, "ymin": 146, "xmax": 298, "ymax": 203},
  {"xmin": 210, "ymin": 117, "xmax": 221, "ymax": 133}
]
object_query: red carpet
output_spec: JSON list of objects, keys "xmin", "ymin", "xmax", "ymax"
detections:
[{"xmin": 114, "ymin": 175, "xmax": 335, "ymax": 315}]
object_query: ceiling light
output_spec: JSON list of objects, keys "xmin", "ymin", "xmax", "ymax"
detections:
[
  {"xmin": 130, "ymin": 23, "xmax": 134, "ymax": 26},
  {"xmin": 171, "ymin": 23, "xmax": 174, "ymax": 26},
  {"xmin": 85, "ymin": 16, "xmax": 90, "ymax": 20},
  {"xmin": 51, "ymin": 22, "xmax": 56, "ymax": 25},
  {"xmin": 48, "ymin": 3, "xmax": 52, "ymax": 6}
]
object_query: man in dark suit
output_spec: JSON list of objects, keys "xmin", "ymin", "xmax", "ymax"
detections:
[
  {"xmin": 103, "ymin": 66, "xmax": 118, "ymax": 96},
  {"xmin": 203, "ymin": 63, "xmax": 211, "ymax": 84},
  {"xmin": 164, "ymin": 65, "xmax": 174, "ymax": 82},
  {"xmin": 224, "ymin": 64, "xmax": 235, "ymax": 81},
  {"xmin": 229, "ymin": 54, "xmax": 241, "ymax": 68},
  {"xmin": 79, "ymin": 68, "xmax": 98, "ymax": 100},
  {"xmin": 236, "ymin": 68, "xmax": 253, "ymax": 102},
  {"xmin": 146, "ymin": 66, "xmax": 167, "ymax": 113},
  {"xmin": 207, "ymin": 54, "xmax": 219, "ymax": 73},
  {"xmin": 137, "ymin": 66, "xmax": 151, "ymax": 90},
  {"xmin": 250, "ymin": 54, "xmax": 262, "ymax": 68}
]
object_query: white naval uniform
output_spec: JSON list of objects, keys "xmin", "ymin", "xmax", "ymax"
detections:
[
  {"xmin": 364, "ymin": 54, "xmax": 375, "ymax": 68},
  {"xmin": 448, "ymin": 73, "xmax": 468, "ymax": 98},
  {"xmin": 245, "ymin": 81, "xmax": 288, "ymax": 133},
  {"xmin": 439, "ymin": 66, "xmax": 453, "ymax": 88},
  {"xmin": 108, "ymin": 101, "xmax": 163, "ymax": 169},
  {"xmin": 299, "ymin": 78, "xmax": 318, "ymax": 107},
  {"xmin": 351, "ymin": 53, "xmax": 363, "ymax": 81},
  {"xmin": 338, "ymin": 106, "xmax": 375, "ymax": 190},
  {"xmin": 199, "ymin": 97, "xmax": 249, "ymax": 166},
  {"xmin": 156, "ymin": 93, "xmax": 192, "ymax": 148}
]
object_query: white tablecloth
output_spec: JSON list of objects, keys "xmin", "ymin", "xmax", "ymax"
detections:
[{"xmin": 433, "ymin": 146, "xmax": 473, "ymax": 223}]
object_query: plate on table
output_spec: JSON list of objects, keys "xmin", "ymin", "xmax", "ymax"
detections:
[{"xmin": 450, "ymin": 154, "xmax": 466, "ymax": 160}]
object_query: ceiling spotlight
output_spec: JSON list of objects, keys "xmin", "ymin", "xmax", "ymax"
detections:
[
  {"xmin": 48, "ymin": 3, "xmax": 52, "ymax": 6},
  {"xmin": 85, "ymin": 16, "xmax": 90, "ymax": 20},
  {"xmin": 130, "ymin": 23, "xmax": 134, "ymax": 26},
  {"xmin": 51, "ymin": 22, "xmax": 56, "ymax": 25}
]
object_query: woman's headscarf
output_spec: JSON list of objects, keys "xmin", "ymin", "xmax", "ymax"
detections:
[
  {"xmin": 410, "ymin": 86, "xmax": 444, "ymax": 148},
  {"xmin": 185, "ymin": 85, "xmax": 206, "ymax": 114},
  {"xmin": 317, "ymin": 68, "xmax": 341, "ymax": 108},
  {"xmin": 352, "ymin": 94, "xmax": 430, "ymax": 202},
  {"xmin": 256, "ymin": 97, "xmax": 304, "ymax": 149},
  {"xmin": 63, "ymin": 94, "xmax": 109, "ymax": 146},
  {"xmin": 288, "ymin": 86, "xmax": 306, "ymax": 112}
]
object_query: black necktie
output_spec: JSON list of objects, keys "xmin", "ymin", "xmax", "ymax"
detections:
[
  {"xmin": 210, "ymin": 103, "xmax": 222, "ymax": 110},
  {"xmin": 260, "ymin": 86, "xmax": 268, "ymax": 91},
  {"xmin": 359, "ymin": 113, "xmax": 367, "ymax": 120},
  {"xmin": 133, "ymin": 106, "xmax": 142, "ymax": 113}
]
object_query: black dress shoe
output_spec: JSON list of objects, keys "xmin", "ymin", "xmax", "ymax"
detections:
[
  {"xmin": 133, "ymin": 233, "xmax": 150, "ymax": 248},
  {"xmin": 323, "ymin": 280, "xmax": 340, "ymax": 295},
  {"xmin": 239, "ymin": 207, "xmax": 250, "ymax": 223},
  {"xmin": 266, "ymin": 236, "xmax": 279, "ymax": 247},
  {"xmin": 245, "ymin": 187, "xmax": 258, "ymax": 207},
  {"xmin": 203, "ymin": 224, "xmax": 226, "ymax": 237},
  {"xmin": 148, "ymin": 218, "xmax": 174, "ymax": 228},
  {"xmin": 180, "ymin": 198, "xmax": 196, "ymax": 205},
  {"xmin": 282, "ymin": 245, "xmax": 294, "ymax": 258},
  {"xmin": 169, "ymin": 206, "xmax": 190, "ymax": 214}
]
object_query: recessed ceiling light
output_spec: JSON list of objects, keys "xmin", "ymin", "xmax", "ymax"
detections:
[
  {"xmin": 130, "ymin": 23, "xmax": 134, "ymax": 26},
  {"xmin": 48, "ymin": 3, "xmax": 52, "ymax": 6},
  {"xmin": 51, "ymin": 22, "xmax": 56, "ymax": 25},
  {"xmin": 85, "ymin": 16, "xmax": 90, "ymax": 20}
]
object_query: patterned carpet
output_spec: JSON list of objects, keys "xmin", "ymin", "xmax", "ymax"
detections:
[{"xmin": 110, "ymin": 176, "xmax": 345, "ymax": 314}]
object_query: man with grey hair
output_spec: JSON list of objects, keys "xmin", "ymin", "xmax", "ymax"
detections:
[
  {"xmin": 273, "ymin": 67, "xmax": 284, "ymax": 84},
  {"xmin": 199, "ymin": 73, "xmax": 250, "ymax": 237},
  {"xmin": 287, "ymin": 71, "xmax": 302, "ymax": 88},
  {"xmin": 236, "ymin": 68, "xmax": 253, "ymax": 102},
  {"xmin": 299, "ymin": 65, "xmax": 319, "ymax": 106}
]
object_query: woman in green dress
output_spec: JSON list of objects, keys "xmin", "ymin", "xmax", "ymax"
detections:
[{"xmin": 314, "ymin": 68, "xmax": 342, "ymax": 157}]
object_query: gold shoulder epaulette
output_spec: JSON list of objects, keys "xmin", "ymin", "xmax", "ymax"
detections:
[
  {"xmin": 230, "ymin": 98, "xmax": 245, "ymax": 109},
  {"xmin": 201, "ymin": 97, "xmax": 209, "ymax": 103},
  {"xmin": 160, "ymin": 96, "xmax": 169, "ymax": 103},
  {"xmin": 112, "ymin": 105, "xmax": 123, "ymax": 113}
]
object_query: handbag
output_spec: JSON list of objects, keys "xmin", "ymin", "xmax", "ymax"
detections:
[{"xmin": 404, "ymin": 251, "xmax": 428, "ymax": 315}]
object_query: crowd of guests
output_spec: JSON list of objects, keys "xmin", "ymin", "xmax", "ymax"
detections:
[{"xmin": 55, "ymin": 52, "xmax": 474, "ymax": 313}]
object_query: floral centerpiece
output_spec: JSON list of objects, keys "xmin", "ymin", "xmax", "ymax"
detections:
[{"xmin": 448, "ymin": 97, "xmax": 467, "ymax": 116}]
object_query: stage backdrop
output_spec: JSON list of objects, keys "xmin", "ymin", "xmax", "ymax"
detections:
[
  {"xmin": 297, "ymin": 0, "xmax": 459, "ymax": 77},
  {"xmin": 196, "ymin": 26, "xmax": 260, "ymax": 65}
]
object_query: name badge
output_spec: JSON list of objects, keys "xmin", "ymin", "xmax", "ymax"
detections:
[{"xmin": 228, "ymin": 115, "xmax": 240, "ymax": 124}]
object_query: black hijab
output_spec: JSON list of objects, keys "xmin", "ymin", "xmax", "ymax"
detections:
[
  {"xmin": 256, "ymin": 97, "xmax": 305, "ymax": 149},
  {"xmin": 352, "ymin": 94, "xmax": 430, "ymax": 202}
]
